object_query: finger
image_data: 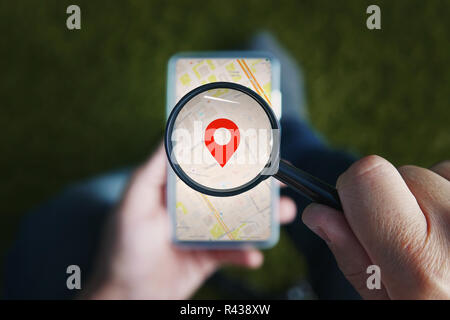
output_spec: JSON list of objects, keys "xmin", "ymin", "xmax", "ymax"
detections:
[
  {"xmin": 120, "ymin": 143, "xmax": 167, "ymax": 215},
  {"xmin": 398, "ymin": 165, "xmax": 450, "ymax": 234},
  {"xmin": 397, "ymin": 165, "xmax": 450, "ymax": 297},
  {"xmin": 302, "ymin": 203, "xmax": 389, "ymax": 299},
  {"xmin": 130, "ymin": 142, "xmax": 167, "ymax": 194},
  {"xmin": 208, "ymin": 249, "xmax": 264, "ymax": 269},
  {"xmin": 430, "ymin": 160, "xmax": 450, "ymax": 181},
  {"xmin": 137, "ymin": 142, "xmax": 167, "ymax": 186},
  {"xmin": 279, "ymin": 196, "xmax": 297, "ymax": 224},
  {"xmin": 336, "ymin": 155, "xmax": 428, "ymax": 297}
]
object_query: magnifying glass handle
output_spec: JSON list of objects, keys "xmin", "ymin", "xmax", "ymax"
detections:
[{"xmin": 274, "ymin": 159, "xmax": 342, "ymax": 211}]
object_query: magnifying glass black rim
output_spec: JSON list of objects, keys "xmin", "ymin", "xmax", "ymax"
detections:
[{"xmin": 165, "ymin": 81, "xmax": 280, "ymax": 197}]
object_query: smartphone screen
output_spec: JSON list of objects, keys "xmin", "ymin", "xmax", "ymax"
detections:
[{"xmin": 166, "ymin": 53, "xmax": 281, "ymax": 248}]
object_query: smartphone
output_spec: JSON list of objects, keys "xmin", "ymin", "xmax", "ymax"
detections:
[{"xmin": 166, "ymin": 52, "xmax": 281, "ymax": 248}]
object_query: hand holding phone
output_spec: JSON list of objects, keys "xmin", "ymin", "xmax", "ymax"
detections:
[{"xmin": 85, "ymin": 145, "xmax": 297, "ymax": 299}]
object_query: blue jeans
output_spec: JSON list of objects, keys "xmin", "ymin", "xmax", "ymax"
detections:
[{"xmin": 280, "ymin": 117, "xmax": 359, "ymax": 299}]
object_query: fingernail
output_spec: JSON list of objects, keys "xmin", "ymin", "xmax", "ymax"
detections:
[{"xmin": 311, "ymin": 226, "xmax": 331, "ymax": 243}]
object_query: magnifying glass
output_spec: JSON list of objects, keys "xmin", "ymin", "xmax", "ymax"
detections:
[{"xmin": 165, "ymin": 82, "xmax": 342, "ymax": 210}]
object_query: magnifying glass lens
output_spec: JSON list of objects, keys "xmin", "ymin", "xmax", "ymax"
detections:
[
  {"xmin": 166, "ymin": 82, "xmax": 342, "ymax": 209},
  {"xmin": 167, "ymin": 86, "xmax": 277, "ymax": 195}
]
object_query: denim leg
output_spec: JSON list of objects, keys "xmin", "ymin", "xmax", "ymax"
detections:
[
  {"xmin": 3, "ymin": 169, "xmax": 132, "ymax": 299},
  {"xmin": 247, "ymin": 32, "xmax": 307, "ymax": 120},
  {"xmin": 280, "ymin": 117, "xmax": 360, "ymax": 299}
]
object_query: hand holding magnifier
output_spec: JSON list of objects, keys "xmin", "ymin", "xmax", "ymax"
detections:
[{"xmin": 165, "ymin": 82, "xmax": 342, "ymax": 211}]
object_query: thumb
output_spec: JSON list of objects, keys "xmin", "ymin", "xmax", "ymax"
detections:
[
  {"xmin": 302, "ymin": 203, "xmax": 389, "ymax": 299},
  {"xmin": 134, "ymin": 143, "xmax": 167, "ymax": 188},
  {"xmin": 119, "ymin": 143, "xmax": 167, "ymax": 217}
]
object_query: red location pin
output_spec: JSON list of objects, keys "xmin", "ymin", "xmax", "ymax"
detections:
[{"xmin": 204, "ymin": 118, "xmax": 240, "ymax": 167}]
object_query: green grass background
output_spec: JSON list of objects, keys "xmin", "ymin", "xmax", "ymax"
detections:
[{"xmin": 1, "ymin": 0, "xmax": 449, "ymax": 297}]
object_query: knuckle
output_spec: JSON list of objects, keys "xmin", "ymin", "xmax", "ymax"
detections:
[
  {"xmin": 430, "ymin": 160, "xmax": 450, "ymax": 180},
  {"xmin": 432, "ymin": 159, "xmax": 450, "ymax": 169},
  {"xmin": 352, "ymin": 155, "xmax": 391, "ymax": 177},
  {"xmin": 397, "ymin": 165, "xmax": 419, "ymax": 182},
  {"xmin": 398, "ymin": 164, "xmax": 440, "ymax": 187},
  {"xmin": 337, "ymin": 155, "xmax": 393, "ymax": 190},
  {"xmin": 397, "ymin": 164, "xmax": 421, "ymax": 176}
]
